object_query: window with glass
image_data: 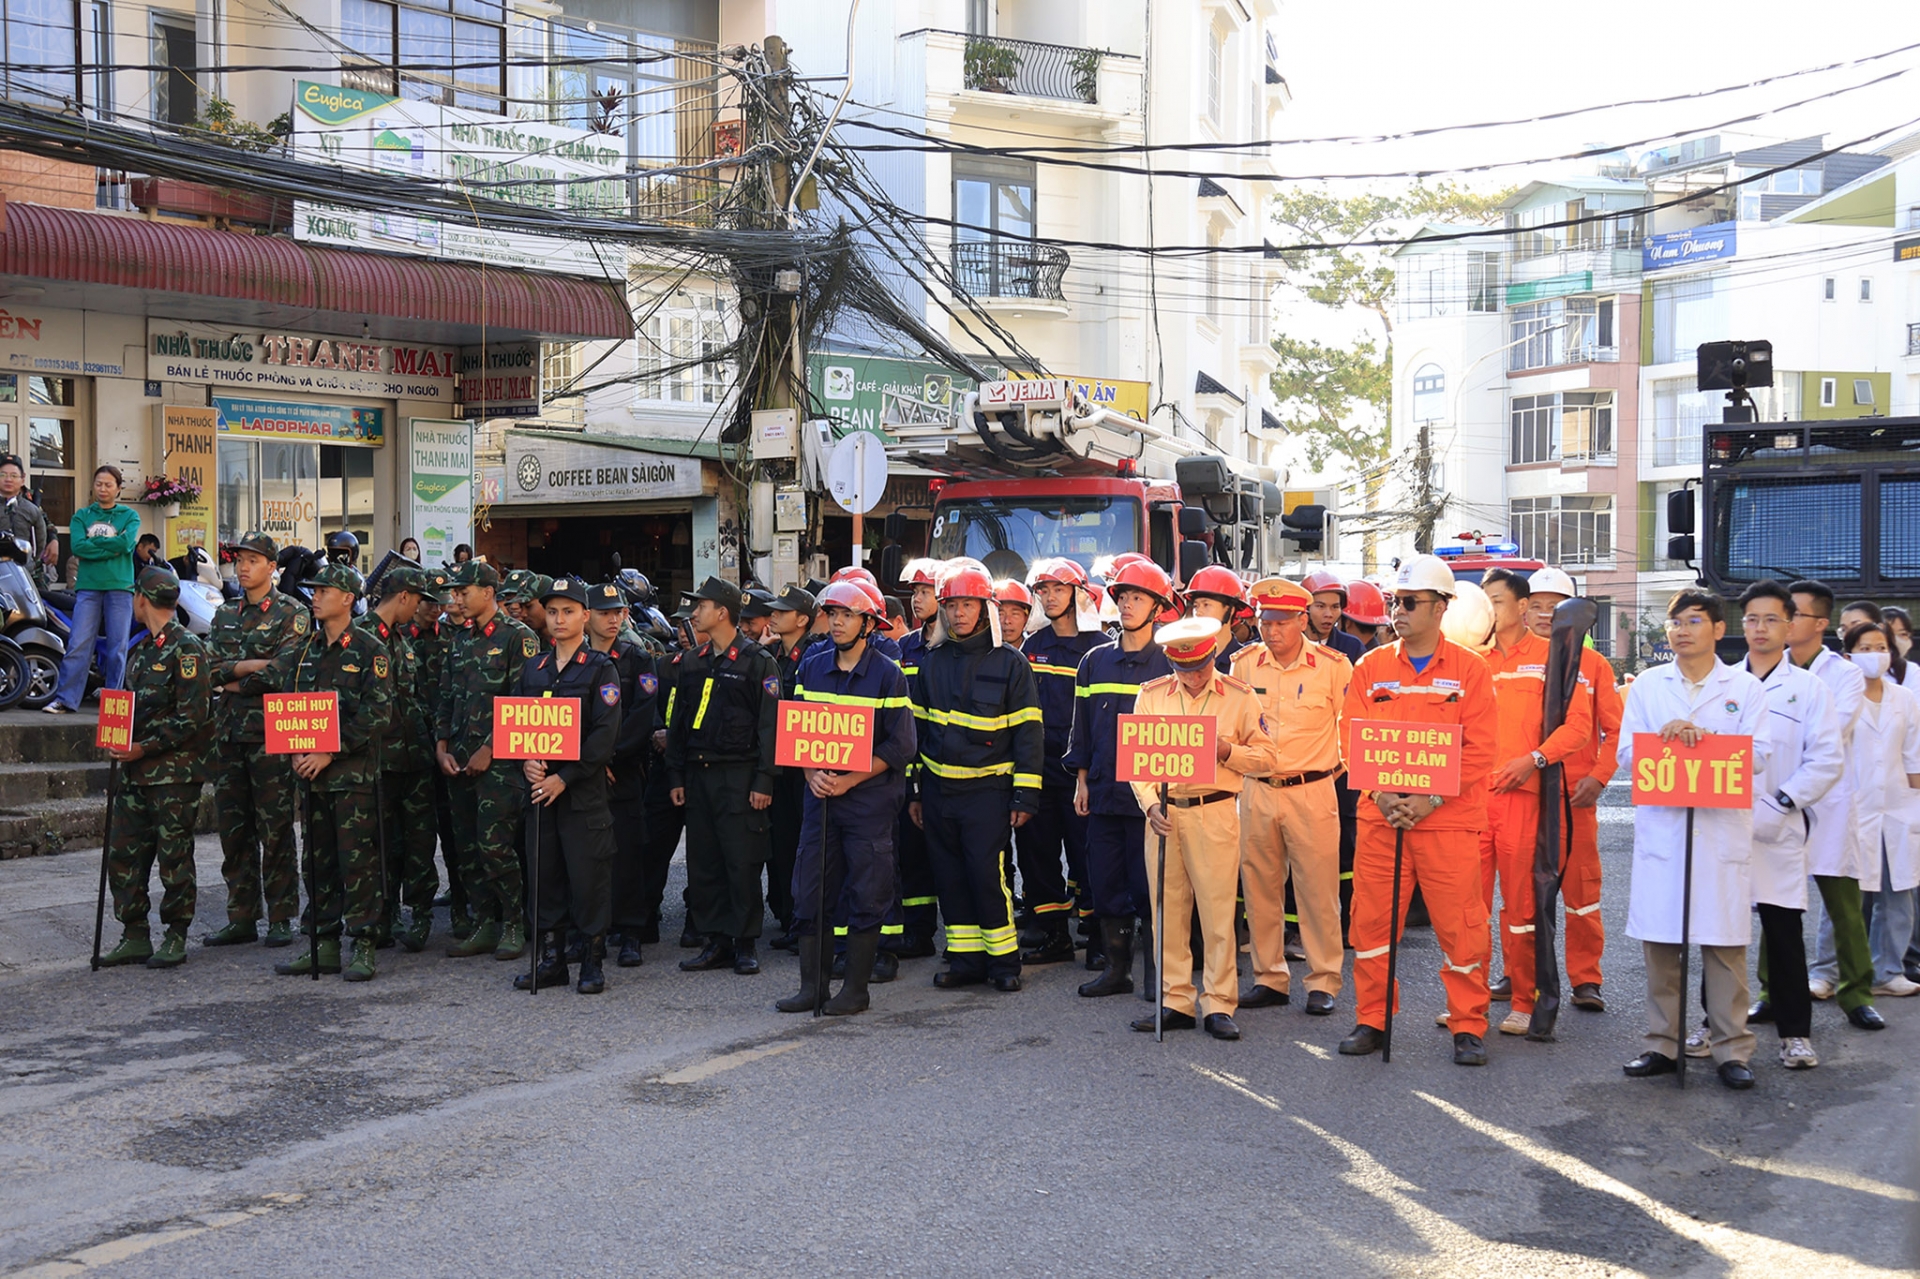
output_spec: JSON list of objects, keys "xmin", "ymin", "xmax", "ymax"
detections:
[
  {"xmin": 1411, "ymin": 365, "xmax": 1445, "ymax": 423},
  {"xmin": 1, "ymin": 0, "xmax": 79, "ymax": 108},
  {"xmin": 1652, "ymin": 379, "xmax": 1714, "ymax": 467},
  {"xmin": 1509, "ymin": 494, "xmax": 1613, "ymax": 566},
  {"xmin": 952, "ymin": 156, "xmax": 1038, "ymax": 297},
  {"xmin": 636, "ymin": 291, "xmax": 731, "ymax": 405},
  {"xmin": 1467, "ymin": 251, "xmax": 1500, "ymax": 312},
  {"xmin": 218, "ymin": 440, "xmax": 376, "ymax": 563},
  {"xmin": 342, "ymin": 0, "xmax": 505, "ymax": 113},
  {"xmin": 1510, "ymin": 392, "xmax": 1613, "ymax": 466},
  {"xmin": 1509, "ymin": 297, "xmax": 1599, "ymax": 371},
  {"xmin": 1206, "ymin": 24, "xmax": 1225, "ymax": 124},
  {"xmin": 1737, "ymin": 165, "xmax": 1822, "ymax": 220},
  {"xmin": 929, "ymin": 494, "xmax": 1139, "ymax": 581},
  {"xmin": 1650, "ymin": 273, "xmax": 1725, "ymax": 364}
]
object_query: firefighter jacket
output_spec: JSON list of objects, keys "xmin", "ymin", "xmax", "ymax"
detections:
[
  {"xmin": 908, "ymin": 624, "xmax": 1043, "ymax": 814},
  {"xmin": 1063, "ymin": 637, "xmax": 1173, "ymax": 816}
]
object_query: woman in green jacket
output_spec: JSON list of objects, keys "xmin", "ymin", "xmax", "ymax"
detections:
[{"xmin": 48, "ymin": 465, "xmax": 142, "ymax": 713}]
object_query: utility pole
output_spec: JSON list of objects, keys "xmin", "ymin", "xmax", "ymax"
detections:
[{"xmin": 1413, "ymin": 421, "xmax": 1437, "ymax": 554}]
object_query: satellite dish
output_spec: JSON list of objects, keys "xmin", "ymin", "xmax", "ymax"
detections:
[{"xmin": 827, "ymin": 431, "xmax": 887, "ymax": 515}]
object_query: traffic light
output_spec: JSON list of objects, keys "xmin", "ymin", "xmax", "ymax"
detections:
[{"xmin": 1282, "ymin": 503, "xmax": 1325, "ymax": 553}]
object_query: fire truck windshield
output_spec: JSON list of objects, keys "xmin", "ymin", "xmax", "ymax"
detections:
[{"xmin": 930, "ymin": 495, "xmax": 1137, "ymax": 581}]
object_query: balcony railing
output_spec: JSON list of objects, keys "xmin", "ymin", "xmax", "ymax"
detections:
[
  {"xmin": 1909, "ymin": 322, "xmax": 1920, "ymax": 356},
  {"xmin": 953, "ymin": 239, "xmax": 1069, "ymax": 302},
  {"xmin": 963, "ymin": 34, "xmax": 1107, "ymax": 104}
]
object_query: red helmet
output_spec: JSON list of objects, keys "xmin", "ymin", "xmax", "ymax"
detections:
[
  {"xmin": 992, "ymin": 579, "xmax": 1033, "ymax": 609},
  {"xmin": 936, "ymin": 563, "xmax": 994, "ymax": 602},
  {"xmin": 1026, "ymin": 556, "xmax": 1088, "ymax": 588},
  {"xmin": 1185, "ymin": 564, "xmax": 1252, "ymax": 617},
  {"xmin": 1107, "ymin": 552, "xmax": 1152, "ymax": 575},
  {"xmin": 899, "ymin": 558, "xmax": 942, "ymax": 588},
  {"xmin": 1343, "ymin": 579, "xmax": 1391, "ymax": 628},
  {"xmin": 832, "ymin": 565, "xmax": 880, "ymax": 589},
  {"xmin": 1107, "ymin": 559, "xmax": 1175, "ymax": 610},
  {"xmin": 816, "ymin": 580, "xmax": 884, "ymax": 617},
  {"xmin": 1301, "ymin": 569, "xmax": 1347, "ymax": 603}
]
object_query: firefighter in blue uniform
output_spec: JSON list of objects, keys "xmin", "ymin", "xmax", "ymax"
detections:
[
  {"xmin": 514, "ymin": 577, "xmax": 623, "ymax": 995},
  {"xmin": 909, "ymin": 561, "xmax": 1044, "ymax": 992},
  {"xmin": 1184, "ymin": 565, "xmax": 1254, "ymax": 670},
  {"xmin": 587, "ymin": 579, "xmax": 658, "ymax": 968},
  {"xmin": 1066, "ymin": 558, "xmax": 1177, "ymax": 998},
  {"xmin": 776, "ymin": 582, "xmax": 916, "ymax": 1015},
  {"xmin": 889, "ymin": 557, "xmax": 945, "ymax": 956},
  {"xmin": 1015, "ymin": 556, "xmax": 1104, "ymax": 964}
]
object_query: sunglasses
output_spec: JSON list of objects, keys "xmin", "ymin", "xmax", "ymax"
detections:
[{"xmin": 1387, "ymin": 594, "xmax": 1435, "ymax": 612}]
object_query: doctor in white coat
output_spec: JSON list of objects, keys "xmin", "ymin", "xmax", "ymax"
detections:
[
  {"xmin": 1619, "ymin": 589, "xmax": 1770, "ymax": 1090},
  {"xmin": 1837, "ymin": 621, "xmax": 1920, "ymax": 997},
  {"xmin": 1788, "ymin": 581, "xmax": 1884, "ymax": 1029}
]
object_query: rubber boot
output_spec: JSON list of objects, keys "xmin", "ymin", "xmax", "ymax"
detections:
[
  {"xmin": 1078, "ymin": 918, "xmax": 1136, "ymax": 997},
  {"xmin": 513, "ymin": 931, "xmax": 569, "ymax": 990},
  {"xmin": 343, "ymin": 937, "xmax": 377, "ymax": 982},
  {"xmin": 99, "ymin": 927, "xmax": 153, "ymax": 967},
  {"xmin": 446, "ymin": 919, "xmax": 499, "ymax": 958},
  {"xmin": 826, "ymin": 930, "xmax": 880, "ymax": 1015},
  {"xmin": 1084, "ymin": 916, "xmax": 1107, "ymax": 970},
  {"xmin": 275, "ymin": 938, "xmax": 342, "ymax": 975},
  {"xmin": 576, "ymin": 934, "xmax": 607, "ymax": 995},
  {"xmin": 775, "ymin": 929, "xmax": 825, "ymax": 1013}
]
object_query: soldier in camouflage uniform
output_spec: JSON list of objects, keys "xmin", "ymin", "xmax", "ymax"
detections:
[
  {"xmin": 436, "ymin": 559, "xmax": 537, "ymax": 961},
  {"xmin": 360, "ymin": 565, "xmax": 442, "ymax": 952},
  {"xmin": 203, "ymin": 531, "xmax": 307, "ymax": 948},
  {"xmin": 410, "ymin": 569, "xmax": 469, "ymax": 936},
  {"xmin": 267, "ymin": 562, "xmax": 392, "ymax": 980},
  {"xmin": 99, "ymin": 572, "xmax": 214, "ymax": 968}
]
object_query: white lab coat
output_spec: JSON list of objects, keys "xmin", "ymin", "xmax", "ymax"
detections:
[
  {"xmin": 1744, "ymin": 660, "xmax": 1842, "ymax": 911},
  {"xmin": 1619, "ymin": 659, "xmax": 1772, "ymax": 947},
  {"xmin": 1847, "ymin": 680, "xmax": 1920, "ymax": 892},
  {"xmin": 1802, "ymin": 647, "xmax": 1867, "ymax": 880}
]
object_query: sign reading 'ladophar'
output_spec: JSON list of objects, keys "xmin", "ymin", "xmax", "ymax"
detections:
[
  {"xmin": 1114, "ymin": 715, "xmax": 1218, "ymax": 786},
  {"xmin": 493, "ymin": 697, "xmax": 582, "ymax": 761},
  {"xmin": 1347, "ymin": 719, "xmax": 1461, "ymax": 797},
  {"xmin": 775, "ymin": 700, "xmax": 875, "ymax": 772}
]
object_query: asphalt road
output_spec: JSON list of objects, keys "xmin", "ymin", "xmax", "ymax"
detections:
[{"xmin": 1, "ymin": 791, "xmax": 1916, "ymax": 1278}]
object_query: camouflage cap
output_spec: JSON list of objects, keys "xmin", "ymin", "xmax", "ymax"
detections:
[
  {"xmin": 541, "ymin": 576, "xmax": 589, "ymax": 607},
  {"xmin": 135, "ymin": 569, "xmax": 180, "ymax": 607},
  {"xmin": 448, "ymin": 560, "xmax": 500, "ymax": 589},
  {"xmin": 231, "ymin": 530, "xmax": 278, "ymax": 560},
  {"xmin": 424, "ymin": 568, "xmax": 452, "ymax": 601},
  {"xmin": 301, "ymin": 561, "xmax": 366, "ymax": 599},
  {"xmin": 526, "ymin": 574, "xmax": 555, "ymax": 603},
  {"xmin": 498, "ymin": 567, "xmax": 533, "ymax": 601},
  {"xmin": 589, "ymin": 581, "xmax": 628, "ymax": 612},
  {"xmin": 381, "ymin": 565, "xmax": 432, "ymax": 599}
]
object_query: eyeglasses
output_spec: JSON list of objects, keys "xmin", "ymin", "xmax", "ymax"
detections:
[
  {"xmin": 1664, "ymin": 616, "xmax": 1713, "ymax": 631},
  {"xmin": 1388, "ymin": 594, "xmax": 1434, "ymax": 612},
  {"xmin": 1741, "ymin": 614, "xmax": 1788, "ymax": 629}
]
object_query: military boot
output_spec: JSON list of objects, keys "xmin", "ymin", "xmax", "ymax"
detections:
[
  {"xmin": 145, "ymin": 929, "xmax": 188, "ymax": 968},
  {"xmin": 397, "ymin": 910, "xmax": 432, "ymax": 953},
  {"xmin": 617, "ymin": 933, "xmax": 643, "ymax": 967},
  {"xmin": 203, "ymin": 920, "xmax": 258, "ymax": 947},
  {"xmin": 343, "ymin": 937, "xmax": 378, "ymax": 982},
  {"xmin": 1020, "ymin": 920, "xmax": 1075, "ymax": 965},
  {"xmin": 493, "ymin": 920, "xmax": 529, "ymax": 961},
  {"xmin": 275, "ymin": 938, "xmax": 342, "ymax": 975},
  {"xmin": 576, "ymin": 934, "xmax": 607, "ymax": 995},
  {"xmin": 514, "ymin": 931, "xmax": 569, "ymax": 990},
  {"xmin": 825, "ymin": 930, "xmax": 880, "ymax": 1016},
  {"xmin": 775, "ymin": 931, "xmax": 826, "ymax": 1013},
  {"xmin": 99, "ymin": 928, "xmax": 152, "ymax": 967},
  {"xmin": 563, "ymin": 929, "xmax": 586, "ymax": 964},
  {"xmin": 870, "ymin": 947, "xmax": 899, "ymax": 984},
  {"xmin": 1078, "ymin": 918, "xmax": 1135, "ymax": 997},
  {"xmin": 263, "ymin": 920, "xmax": 295, "ymax": 948},
  {"xmin": 448, "ymin": 907, "xmax": 477, "ymax": 942},
  {"xmin": 445, "ymin": 919, "xmax": 499, "ymax": 958}
]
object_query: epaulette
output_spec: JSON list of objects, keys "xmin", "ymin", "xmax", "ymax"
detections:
[
  {"xmin": 1140, "ymin": 673, "xmax": 1177, "ymax": 691},
  {"xmin": 1218, "ymin": 673, "xmax": 1253, "ymax": 693}
]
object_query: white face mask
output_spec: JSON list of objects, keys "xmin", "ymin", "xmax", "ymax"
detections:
[
  {"xmin": 1899, "ymin": 634, "xmax": 1914, "ymax": 658},
  {"xmin": 1851, "ymin": 650, "xmax": 1891, "ymax": 681}
]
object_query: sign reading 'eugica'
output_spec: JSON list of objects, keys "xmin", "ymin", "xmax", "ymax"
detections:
[
  {"xmin": 1630, "ymin": 734, "xmax": 1753, "ymax": 809},
  {"xmin": 492, "ymin": 697, "xmax": 582, "ymax": 761},
  {"xmin": 1347, "ymin": 719, "xmax": 1462, "ymax": 797},
  {"xmin": 263, "ymin": 693, "xmax": 341, "ymax": 754},
  {"xmin": 775, "ymin": 700, "xmax": 875, "ymax": 771},
  {"xmin": 1114, "ymin": 715, "xmax": 1218, "ymax": 786}
]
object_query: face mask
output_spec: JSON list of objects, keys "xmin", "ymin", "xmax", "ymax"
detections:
[
  {"xmin": 1851, "ymin": 651, "xmax": 1891, "ymax": 681},
  {"xmin": 1899, "ymin": 635, "xmax": 1914, "ymax": 658}
]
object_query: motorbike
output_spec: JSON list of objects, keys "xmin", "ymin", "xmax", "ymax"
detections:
[{"xmin": 0, "ymin": 545, "xmax": 54, "ymax": 710}]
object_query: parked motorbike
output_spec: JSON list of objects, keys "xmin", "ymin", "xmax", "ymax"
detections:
[{"xmin": 0, "ymin": 544, "xmax": 55, "ymax": 710}]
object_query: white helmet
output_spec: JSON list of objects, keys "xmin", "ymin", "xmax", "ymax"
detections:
[
  {"xmin": 1394, "ymin": 553, "xmax": 1457, "ymax": 598},
  {"xmin": 1442, "ymin": 579, "xmax": 1496, "ymax": 653},
  {"xmin": 1529, "ymin": 567, "xmax": 1578, "ymax": 599}
]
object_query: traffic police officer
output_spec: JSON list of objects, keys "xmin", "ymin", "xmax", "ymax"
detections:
[
  {"xmin": 909, "ymin": 562, "xmax": 1043, "ymax": 992},
  {"xmin": 666, "ymin": 576, "xmax": 781, "ymax": 975},
  {"xmin": 516, "ymin": 577, "xmax": 623, "ymax": 994},
  {"xmin": 360, "ymin": 564, "xmax": 440, "ymax": 951},
  {"xmin": 269, "ymin": 562, "xmax": 394, "ymax": 981},
  {"xmin": 97, "ymin": 571, "xmax": 214, "ymax": 969},
  {"xmin": 1131, "ymin": 617, "xmax": 1278, "ymax": 1040},
  {"xmin": 587, "ymin": 579, "xmax": 658, "ymax": 968},
  {"xmin": 436, "ymin": 560, "xmax": 538, "ymax": 962},
  {"xmin": 204, "ymin": 530, "xmax": 307, "ymax": 949},
  {"xmin": 777, "ymin": 581, "xmax": 915, "ymax": 1015}
]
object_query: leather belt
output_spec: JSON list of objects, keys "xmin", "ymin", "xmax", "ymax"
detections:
[
  {"xmin": 1167, "ymin": 790, "xmax": 1235, "ymax": 808},
  {"xmin": 1255, "ymin": 768, "xmax": 1340, "ymax": 789}
]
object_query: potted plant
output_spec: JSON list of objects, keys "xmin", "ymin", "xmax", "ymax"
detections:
[
  {"xmin": 1068, "ymin": 47, "xmax": 1104, "ymax": 104},
  {"xmin": 139, "ymin": 475, "xmax": 201, "ymax": 520},
  {"xmin": 965, "ymin": 38, "xmax": 1021, "ymax": 93}
]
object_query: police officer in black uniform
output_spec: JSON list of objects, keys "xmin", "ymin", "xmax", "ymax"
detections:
[
  {"xmin": 588, "ymin": 579, "xmax": 659, "ymax": 967},
  {"xmin": 514, "ymin": 577, "xmax": 622, "ymax": 994},
  {"xmin": 764, "ymin": 584, "xmax": 815, "ymax": 951},
  {"xmin": 665, "ymin": 576, "xmax": 780, "ymax": 976}
]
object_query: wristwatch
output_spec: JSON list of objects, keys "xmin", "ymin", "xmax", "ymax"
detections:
[
  {"xmin": 1428, "ymin": 795, "xmax": 1444, "ymax": 810},
  {"xmin": 1530, "ymin": 750, "xmax": 1548, "ymax": 769},
  {"xmin": 1775, "ymin": 790, "xmax": 1796, "ymax": 811}
]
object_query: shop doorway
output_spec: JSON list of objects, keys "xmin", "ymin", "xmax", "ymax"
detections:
[
  {"xmin": 506, "ymin": 512, "xmax": 695, "ymax": 600},
  {"xmin": 0, "ymin": 375, "xmax": 85, "ymax": 579}
]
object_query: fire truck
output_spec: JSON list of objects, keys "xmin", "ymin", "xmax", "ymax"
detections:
[
  {"xmin": 1432, "ymin": 534, "xmax": 1545, "ymax": 586},
  {"xmin": 881, "ymin": 378, "xmax": 1296, "ymax": 586}
]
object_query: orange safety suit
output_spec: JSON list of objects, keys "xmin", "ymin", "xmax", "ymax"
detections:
[
  {"xmin": 1231, "ymin": 639, "xmax": 1351, "ymax": 997},
  {"xmin": 1562, "ymin": 646, "xmax": 1621, "ymax": 989},
  {"xmin": 1132, "ymin": 670, "xmax": 1278, "ymax": 1018},
  {"xmin": 1479, "ymin": 630, "xmax": 1594, "ymax": 1016},
  {"xmin": 1344, "ymin": 639, "xmax": 1499, "ymax": 1037}
]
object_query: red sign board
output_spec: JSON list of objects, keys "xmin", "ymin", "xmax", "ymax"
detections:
[
  {"xmin": 1631, "ymin": 734, "xmax": 1754, "ymax": 809},
  {"xmin": 1348, "ymin": 719, "xmax": 1463, "ymax": 798},
  {"xmin": 775, "ymin": 699, "xmax": 875, "ymax": 771},
  {"xmin": 262, "ymin": 692, "xmax": 341, "ymax": 754},
  {"xmin": 493, "ymin": 697, "xmax": 583, "ymax": 761},
  {"xmin": 1114, "ymin": 714, "xmax": 1218, "ymax": 786},
  {"xmin": 95, "ymin": 690, "xmax": 134, "ymax": 751}
]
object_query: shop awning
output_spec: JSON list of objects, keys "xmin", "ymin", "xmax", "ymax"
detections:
[{"xmin": 0, "ymin": 199, "xmax": 631, "ymax": 343}]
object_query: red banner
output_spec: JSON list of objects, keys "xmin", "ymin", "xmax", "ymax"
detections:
[
  {"xmin": 95, "ymin": 690, "xmax": 134, "ymax": 751},
  {"xmin": 262, "ymin": 692, "xmax": 341, "ymax": 754},
  {"xmin": 1114, "ymin": 715, "xmax": 1218, "ymax": 786},
  {"xmin": 775, "ymin": 699, "xmax": 875, "ymax": 771},
  {"xmin": 493, "ymin": 696, "xmax": 582, "ymax": 761},
  {"xmin": 1347, "ymin": 719, "xmax": 1463, "ymax": 798},
  {"xmin": 1631, "ymin": 734, "xmax": 1754, "ymax": 809}
]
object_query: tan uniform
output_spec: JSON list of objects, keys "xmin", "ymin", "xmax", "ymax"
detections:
[
  {"xmin": 1231, "ymin": 639, "xmax": 1351, "ymax": 997},
  {"xmin": 1132, "ymin": 671, "xmax": 1278, "ymax": 1018}
]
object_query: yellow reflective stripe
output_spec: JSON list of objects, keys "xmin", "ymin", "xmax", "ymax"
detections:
[
  {"xmin": 1077, "ymin": 682, "xmax": 1140, "ymax": 697},
  {"xmin": 902, "ymin": 895, "xmax": 938, "ymax": 908},
  {"xmin": 881, "ymin": 923, "xmax": 904, "ymax": 935},
  {"xmin": 833, "ymin": 925, "xmax": 849, "ymax": 937},
  {"xmin": 1029, "ymin": 663, "xmax": 1079, "ymax": 678},
  {"xmin": 1033, "ymin": 901, "xmax": 1073, "ymax": 914},
  {"xmin": 664, "ymin": 687, "xmax": 678, "ymax": 722},
  {"xmin": 1014, "ymin": 772, "xmax": 1042, "ymax": 790},
  {"xmin": 690, "ymin": 677, "xmax": 715, "ymax": 730},
  {"xmin": 918, "ymin": 755, "xmax": 1015, "ymax": 779},
  {"xmin": 945, "ymin": 923, "xmax": 985, "ymax": 952},
  {"xmin": 915, "ymin": 706, "xmax": 1041, "ymax": 731},
  {"xmin": 982, "ymin": 925, "xmax": 1018, "ymax": 956},
  {"xmin": 802, "ymin": 689, "xmax": 910, "ymax": 708}
]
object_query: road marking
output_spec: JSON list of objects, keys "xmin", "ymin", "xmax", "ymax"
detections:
[
  {"xmin": 1418, "ymin": 1092, "xmax": 1911, "ymax": 1278},
  {"xmin": 1294, "ymin": 1040, "xmax": 1332, "ymax": 1060},
  {"xmin": 1691, "ymin": 1145, "xmax": 1918, "ymax": 1204},
  {"xmin": 653, "ymin": 1040, "xmax": 801, "ymax": 1085},
  {"xmin": 1, "ymin": 1196, "xmax": 303, "ymax": 1279}
]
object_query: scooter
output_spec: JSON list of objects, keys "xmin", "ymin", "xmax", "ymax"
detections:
[{"xmin": 0, "ymin": 544, "xmax": 55, "ymax": 710}]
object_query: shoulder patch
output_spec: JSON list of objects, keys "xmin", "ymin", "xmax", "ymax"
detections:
[
  {"xmin": 292, "ymin": 612, "xmax": 310, "ymax": 634},
  {"xmin": 522, "ymin": 635, "xmax": 538, "ymax": 658},
  {"xmin": 373, "ymin": 654, "xmax": 389, "ymax": 680},
  {"xmin": 599, "ymin": 682, "xmax": 621, "ymax": 707},
  {"xmin": 763, "ymin": 676, "xmax": 781, "ymax": 696},
  {"xmin": 178, "ymin": 653, "xmax": 197, "ymax": 680},
  {"xmin": 638, "ymin": 673, "xmax": 658, "ymax": 695}
]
